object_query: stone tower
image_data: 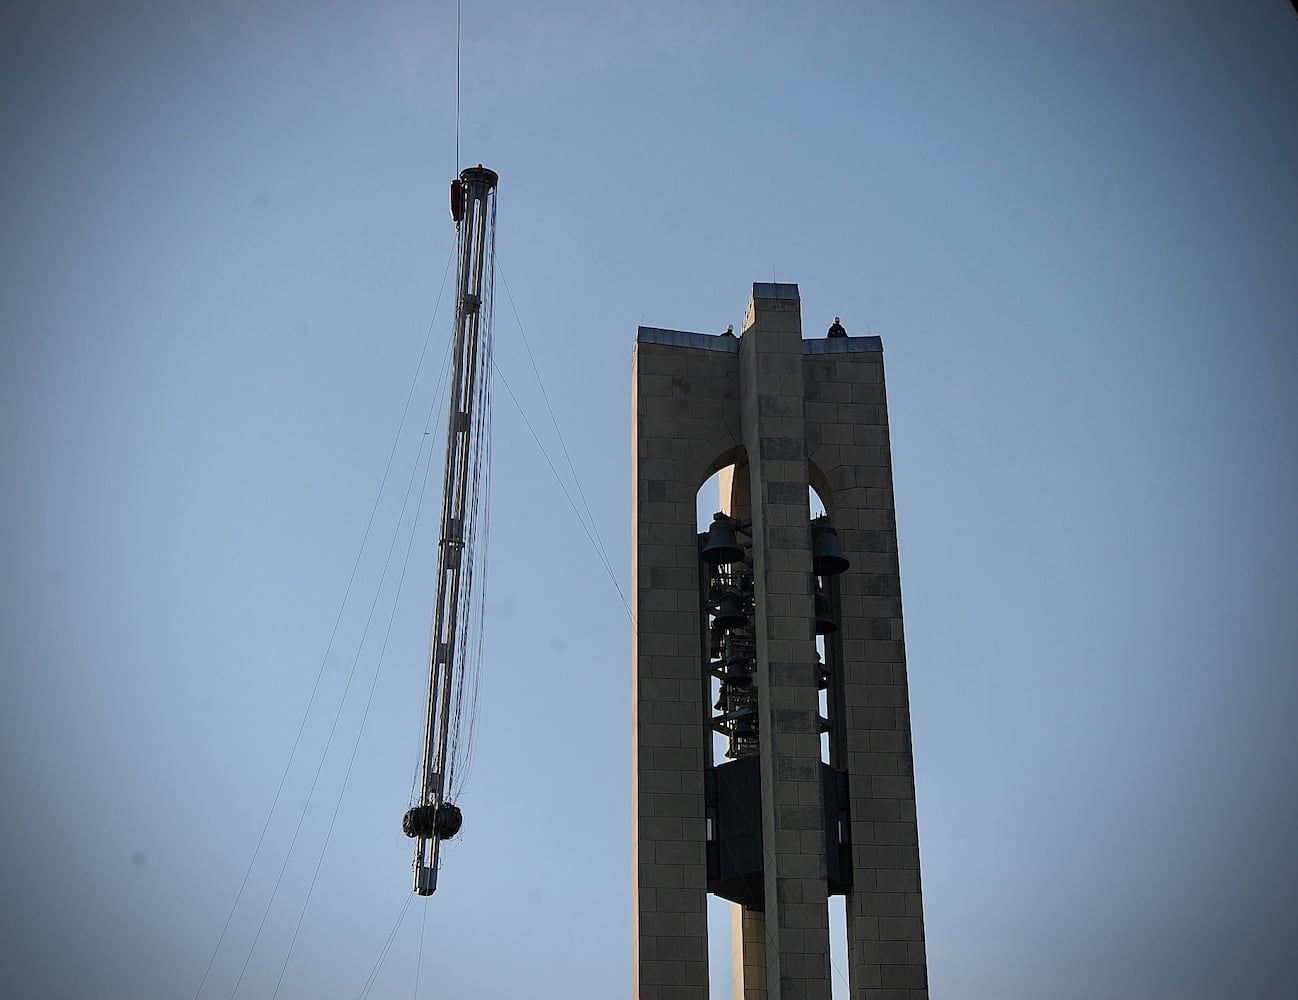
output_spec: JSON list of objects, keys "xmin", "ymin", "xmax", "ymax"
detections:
[{"xmin": 631, "ymin": 283, "xmax": 927, "ymax": 999}]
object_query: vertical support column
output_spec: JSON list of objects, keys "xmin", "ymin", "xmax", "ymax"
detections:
[
  {"xmin": 731, "ymin": 904, "xmax": 768, "ymax": 1000},
  {"xmin": 805, "ymin": 345, "xmax": 928, "ymax": 998},
  {"xmin": 723, "ymin": 468, "xmax": 766, "ymax": 1000},
  {"xmin": 739, "ymin": 285, "xmax": 832, "ymax": 1000},
  {"xmin": 633, "ymin": 336, "xmax": 741, "ymax": 1000}
]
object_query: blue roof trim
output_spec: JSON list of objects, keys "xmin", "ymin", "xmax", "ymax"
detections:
[
  {"xmin": 803, "ymin": 336, "xmax": 884, "ymax": 355},
  {"xmin": 636, "ymin": 326, "xmax": 740, "ymax": 353}
]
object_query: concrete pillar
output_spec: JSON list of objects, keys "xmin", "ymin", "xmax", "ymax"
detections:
[
  {"xmin": 732, "ymin": 904, "xmax": 768, "ymax": 1000},
  {"xmin": 740, "ymin": 287, "xmax": 833, "ymax": 1000},
  {"xmin": 632, "ymin": 330, "xmax": 741, "ymax": 999},
  {"xmin": 804, "ymin": 336, "xmax": 929, "ymax": 999}
]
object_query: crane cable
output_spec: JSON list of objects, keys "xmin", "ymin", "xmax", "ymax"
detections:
[
  {"xmin": 438, "ymin": 223, "xmax": 492, "ymax": 803},
  {"xmin": 354, "ymin": 891, "xmax": 412, "ymax": 1000},
  {"xmin": 499, "ymin": 263, "xmax": 623, "ymax": 607},
  {"xmin": 227, "ymin": 295, "xmax": 458, "ymax": 1000},
  {"xmin": 192, "ymin": 242, "xmax": 456, "ymax": 1000},
  {"xmin": 492, "ymin": 262, "xmax": 632, "ymax": 625},
  {"xmin": 455, "ymin": 0, "xmax": 461, "ymax": 175},
  {"xmin": 267, "ymin": 379, "xmax": 456, "ymax": 998},
  {"xmin": 444, "ymin": 268, "xmax": 491, "ymax": 799}
]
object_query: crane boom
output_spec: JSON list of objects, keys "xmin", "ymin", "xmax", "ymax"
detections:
[{"xmin": 403, "ymin": 165, "xmax": 498, "ymax": 895}]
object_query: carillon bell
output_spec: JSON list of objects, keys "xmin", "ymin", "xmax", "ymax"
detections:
[
  {"xmin": 701, "ymin": 513, "xmax": 746, "ymax": 567},
  {"xmin": 714, "ymin": 679, "xmax": 748, "ymax": 711},
  {"xmin": 713, "ymin": 589, "xmax": 749, "ymax": 630},
  {"xmin": 732, "ymin": 712, "xmax": 758, "ymax": 740},
  {"xmin": 811, "ymin": 516, "xmax": 851, "ymax": 576},
  {"xmin": 722, "ymin": 655, "xmax": 753, "ymax": 686},
  {"xmin": 814, "ymin": 587, "xmax": 837, "ymax": 635}
]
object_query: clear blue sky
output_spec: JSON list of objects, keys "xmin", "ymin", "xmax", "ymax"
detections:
[{"xmin": 3, "ymin": 2, "xmax": 1296, "ymax": 998}]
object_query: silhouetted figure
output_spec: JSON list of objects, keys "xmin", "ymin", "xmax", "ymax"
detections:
[
  {"xmin": 827, "ymin": 316, "xmax": 847, "ymax": 338},
  {"xmin": 721, "ymin": 324, "xmax": 735, "ymax": 337}
]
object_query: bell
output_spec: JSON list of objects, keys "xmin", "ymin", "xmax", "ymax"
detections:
[
  {"xmin": 811, "ymin": 517, "xmax": 850, "ymax": 576},
  {"xmin": 722, "ymin": 655, "xmax": 753, "ymax": 686},
  {"xmin": 715, "ymin": 677, "xmax": 748, "ymax": 710},
  {"xmin": 712, "ymin": 589, "xmax": 749, "ymax": 630},
  {"xmin": 815, "ymin": 587, "xmax": 837, "ymax": 635},
  {"xmin": 732, "ymin": 711, "xmax": 758, "ymax": 740},
  {"xmin": 701, "ymin": 513, "xmax": 745, "ymax": 567}
]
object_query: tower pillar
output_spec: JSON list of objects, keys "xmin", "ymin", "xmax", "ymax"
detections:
[{"xmin": 740, "ymin": 288, "xmax": 832, "ymax": 999}]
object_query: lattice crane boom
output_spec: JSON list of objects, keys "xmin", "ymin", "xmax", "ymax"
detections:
[{"xmin": 402, "ymin": 165, "xmax": 498, "ymax": 896}]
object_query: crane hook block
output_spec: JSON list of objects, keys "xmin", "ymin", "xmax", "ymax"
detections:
[
  {"xmin": 403, "ymin": 802, "xmax": 464, "ymax": 840},
  {"xmin": 449, "ymin": 179, "xmax": 465, "ymax": 223}
]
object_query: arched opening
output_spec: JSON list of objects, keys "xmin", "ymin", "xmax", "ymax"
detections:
[
  {"xmin": 697, "ymin": 462, "xmax": 752, "ymax": 769},
  {"xmin": 695, "ymin": 465, "xmax": 853, "ymax": 998},
  {"xmin": 810, "ymin": 482, "xmax": 833, "ymax": 767},
  {"xmin": 697, "ymin": 462, "xmax": 752, "ymax": 1000},
  {"xmin": 809, "ymin": 481, "xmax": 850, "ymax": 998}
]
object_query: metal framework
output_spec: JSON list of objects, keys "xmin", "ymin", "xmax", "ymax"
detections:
[{"xmin": 406, "ymin": 164, "xmax": 498, "ymax": 896}]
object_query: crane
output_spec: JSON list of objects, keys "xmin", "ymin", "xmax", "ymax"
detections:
[{"xmin": 401, "ymin": 164, "xmax": 499, "ymax": 895}]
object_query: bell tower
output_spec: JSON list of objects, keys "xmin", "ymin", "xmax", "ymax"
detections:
[{"xmin": 632, "ymin": 284, "xmax": 928, "ymax": 999}]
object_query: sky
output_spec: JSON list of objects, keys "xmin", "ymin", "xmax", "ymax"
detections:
[{"xmin": 2, "ymin": 1, "xmax": 1297, "ymax": 998}]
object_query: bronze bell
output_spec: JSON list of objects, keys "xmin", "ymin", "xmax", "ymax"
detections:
[
  {"xmin": 709, "ymin": 625, "xmax": 725, "ymax": 659},
  {"xmin": 722, "ymin": 655, "xmax": 753, "ymax": 686},
  {"xmin": 814, "ymin": 586, "xmax": 837, "ymax": 635},
  {"xmin": 716, "ymin": 676, "xmax": 750, "ymax": 710},
  {"xmin": 713, "ymin": 589, "xmax": 749, "ymax": 630},
  {"xmin": 732, "ymin": 711, "xmax": 758, "ymax": 740},
  {"xmin": 701, "ymin": 513, "xmax": 745, "ymax": 567},
  {"xmin": 811, "ymin": 516, "xmax": 850, "ymax": 576}
]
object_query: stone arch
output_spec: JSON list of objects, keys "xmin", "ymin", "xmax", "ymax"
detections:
[
  {"xmin": 698, "ymin": 442, "xmax": 747, "ymax": 489},
  {"xmin": 808, "ymin": 457, "xmax": 837, "ymax": 519}
]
